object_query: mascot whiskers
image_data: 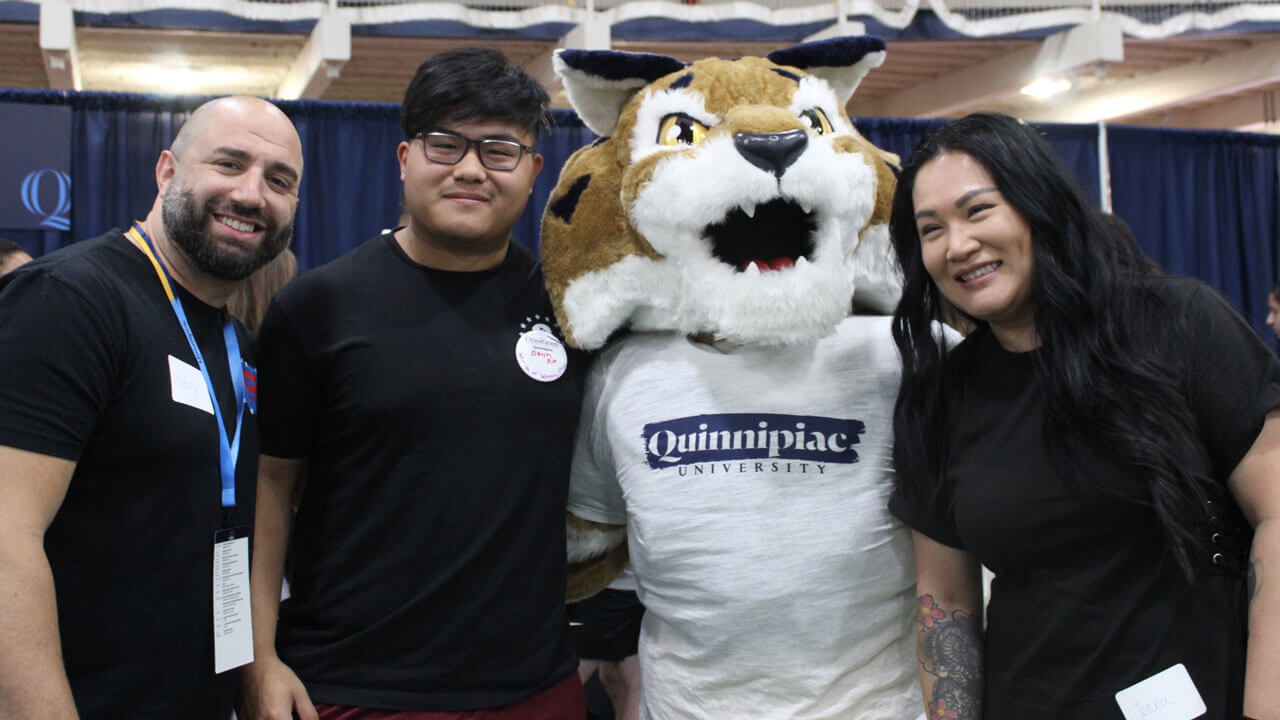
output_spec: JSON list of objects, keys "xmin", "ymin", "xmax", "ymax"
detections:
[{"xmin": 544, "ymin": 37, "xmax": 925, "ymax": 719}]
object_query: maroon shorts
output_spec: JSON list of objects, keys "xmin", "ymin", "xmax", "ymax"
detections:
[{"xmin": 314, "ymin": 672, "xmax": 586, "ymax": 720}]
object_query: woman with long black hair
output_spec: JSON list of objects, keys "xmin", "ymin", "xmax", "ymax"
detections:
[{"xmin": 887, "ymin": 112, "xmax": 1280, "ymax": 719}]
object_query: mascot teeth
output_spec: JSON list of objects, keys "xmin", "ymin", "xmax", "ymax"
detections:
[
  {"xmin": 706, "ymin": 198, "xmax": 816, "ymax": 274},
  {"xmin": 742, "ymin": 204, "xmax": 756, "ymax": 219},
  {"xmin": 736, "ymin": 257, "xmax": 796, "ymax": 273}
]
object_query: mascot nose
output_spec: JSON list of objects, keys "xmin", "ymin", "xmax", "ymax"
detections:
[{"xmin": 734, "ymin": 129, "xmax": 808, "ymax": 178}]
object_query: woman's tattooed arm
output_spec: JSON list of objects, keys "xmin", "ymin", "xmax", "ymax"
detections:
[{"xmin": 915, "ymin": 594, "xmax": 983, "ymax": 720}]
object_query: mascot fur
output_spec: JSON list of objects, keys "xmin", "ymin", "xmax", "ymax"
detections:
[{"xmin": 543, "ymin": 37, "xmax": 924, "ymax": 719}]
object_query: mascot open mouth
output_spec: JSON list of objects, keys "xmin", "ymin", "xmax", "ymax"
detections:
[{"xmin": 706, "ymin": 198, "xmax": 817, "ymax": 273}]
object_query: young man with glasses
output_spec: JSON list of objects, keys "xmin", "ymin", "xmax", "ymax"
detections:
[{"xmin": 239, "ymin": 48, "xmax": 588, "ymax": 720}]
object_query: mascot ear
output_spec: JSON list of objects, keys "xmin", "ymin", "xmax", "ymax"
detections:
[
  {"xmin": 554, "ymin": 49, "xmax": 688, "ymax": 137},
  {"xmin": 766, "ymin": 36, "xmax": 887, "ymax": 105}
]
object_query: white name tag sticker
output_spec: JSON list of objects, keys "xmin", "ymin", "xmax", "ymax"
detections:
[
  {"xmin": 212, "ymin": 527, "xmax": 253, "ymax": 674},
  {"xmin": 169, "ymin": 355, "xmax": 213, "ymax": 415},
  {"xmin": 1115, "ymin": 664, "xmax": 1206, "ymax": 720}
]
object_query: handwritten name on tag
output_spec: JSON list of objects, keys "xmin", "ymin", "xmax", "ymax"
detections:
[
  {"xmin": 1115, "ymin": 664, "xmax": 1206, "ymax": 720},
  {"xmin": 169, "ymin": 355, "xmax": 213, "ymax": 415}
]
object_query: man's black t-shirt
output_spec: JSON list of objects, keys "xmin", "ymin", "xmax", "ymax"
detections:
[
  {"xmin": 256, "ymin": 233, "xmax": 586, "ymax": 711},
  {"xmin": 891, "ymin": 276, "xmax": 1280, "ymax": 718},
  {"xmin": 0, "ymin": 229, "xmax": 258, "ymax": 720}
]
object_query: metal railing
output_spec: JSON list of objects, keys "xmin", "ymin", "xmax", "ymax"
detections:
[{"xmin": 32, "ymin": 0, "xmax": 1280, "ymax": 38}]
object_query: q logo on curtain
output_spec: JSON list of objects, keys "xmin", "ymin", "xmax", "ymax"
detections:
[
  {"xmin": 1, "ymin": 103, "xmax": 72, "ymax": 232},
  {"xmin": 20, "ymin": 169, "xmax": 72, "ymax": 231}
]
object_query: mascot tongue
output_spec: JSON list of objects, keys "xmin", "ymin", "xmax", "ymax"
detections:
[{"xmin": 739, "ymin": 257, "xmax": 795, "ymax": 272}]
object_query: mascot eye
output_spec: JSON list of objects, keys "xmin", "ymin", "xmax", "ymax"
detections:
[
  {"xmin": 657, "ymin": 114, "xmax": 709, "ymax": 146},
  {"xmin": 799, "ymin": 108, "xmax": 833, "ymax": 135}
]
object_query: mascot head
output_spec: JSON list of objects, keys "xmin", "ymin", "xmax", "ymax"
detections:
[{"xmin": 541, "ymin": 37, "xmax": 900, "ymax": 350}]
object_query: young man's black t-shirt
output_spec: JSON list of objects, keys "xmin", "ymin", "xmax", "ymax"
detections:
[{"xmin": 257, "ymin": 233, "xmax": 586, "ymax": 711}]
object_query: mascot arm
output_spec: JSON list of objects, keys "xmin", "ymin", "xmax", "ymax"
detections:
[{"xmin": 566, "ymin": 512, "xmax": 629, "ymax": 602}]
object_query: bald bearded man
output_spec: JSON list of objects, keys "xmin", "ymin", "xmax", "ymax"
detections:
[{"xmin": 0, "ymin": 96, "xmax": 303, "ymax": 720}]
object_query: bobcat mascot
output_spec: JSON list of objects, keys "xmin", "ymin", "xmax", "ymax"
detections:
[{"xmin": 542, "ymin": 37, "xmax": 925, "ymax": 719}]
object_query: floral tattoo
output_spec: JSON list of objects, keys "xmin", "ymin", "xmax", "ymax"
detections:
[{"xmin": 916, "ymin": 594, "xmax": 983, "ymax": 720}]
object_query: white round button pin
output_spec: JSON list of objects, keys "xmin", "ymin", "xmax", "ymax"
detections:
[{"xmin": 515, "ymin": 324, "xmax": 568, "ymax": 382}]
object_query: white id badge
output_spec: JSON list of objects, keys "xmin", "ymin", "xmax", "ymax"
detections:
[
  {"xmin": 1114, "ymin": 663, "xmax": 1207, "ymax": 720},
  {"xmin": 212, "ymin": 526, "xmax": 253, "ymax": 674}
]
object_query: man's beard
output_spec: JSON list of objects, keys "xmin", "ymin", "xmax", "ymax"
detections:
[{"xmin": 161, "ymin": 180, "xmax": 292, "ymax": 282}]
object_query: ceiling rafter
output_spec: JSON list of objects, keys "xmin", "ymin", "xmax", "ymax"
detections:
[{"xmin": 2, "ymin": 18, "xmax": 1279, "ymax": 133}]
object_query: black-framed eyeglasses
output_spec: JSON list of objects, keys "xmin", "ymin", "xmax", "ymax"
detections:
[{"xmin": 415, "ymin": 131, "xmax": 537, "ymax": 171}]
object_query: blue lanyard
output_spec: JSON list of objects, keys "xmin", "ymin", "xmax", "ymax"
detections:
[{"xmin": 127, "ymin": 224, "xmax": 245, "ymax": 508}]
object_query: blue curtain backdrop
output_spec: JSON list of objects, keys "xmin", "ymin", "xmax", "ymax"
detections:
[
  {"xmin": 854, "ymin": 118, "xmax": 1104, "ymax": 204},
  {"xmin": 1108, "ymin": 124, "xmax": 1280, "ymax": 346},
  {"xmin": 284, "ymin": 99, "xmax": 405, "ymax": 270},
  {"xmin": 0, "ymin": 89, "xmax": 1275, "ymax": 345}
]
